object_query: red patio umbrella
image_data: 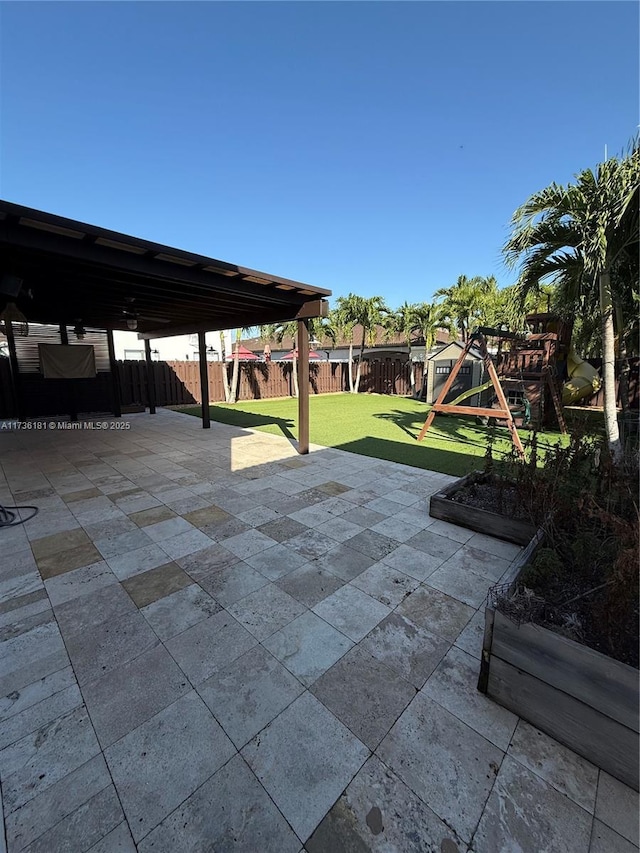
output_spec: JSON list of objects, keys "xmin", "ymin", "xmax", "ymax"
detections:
[
  {"xmin": 280, "ymin": 349, "xmax": 321, "ymax": 360},
  {"xmin": 225, "ymin": 345, "xmax": 259, "ymax": 361}
]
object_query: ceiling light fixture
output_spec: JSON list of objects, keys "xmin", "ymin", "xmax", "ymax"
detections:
[{"xmin": 126, "ymin": 317, "xmax": 138, "ymax": 331}]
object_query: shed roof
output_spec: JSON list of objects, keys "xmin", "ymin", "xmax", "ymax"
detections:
[
  {"xmin": 0, "ymin": 200, "xmax": 330, "ymax": 338},
  {"xmin": 427, "ymin": 340, "xmax": 483, "ymax": 361}
]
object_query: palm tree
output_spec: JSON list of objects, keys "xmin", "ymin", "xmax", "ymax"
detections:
[
  {"xmin": 332, "ymin": 294, "xmax": 363, "ymax": 392},
  {"xmin": 434, "ymin": 275, "xmax": 497, "ymax": 342},
  {"xmin": 335, "ymin": 294, "xmax": 390, "ymax": 393},
  {"xmin": 391, "ymin": 301, "xmax": 452, "ymax": 396},
  {"xmin": 392, "ymin": 302, "xmax": 419, "ymax": 395},
  {"xmin": 356, "ymin": 296, "xmax": 390, "ymax": 392},
  {"xmin": 504, "ymin": 145, "xmax": 639, "ymax": 459}
]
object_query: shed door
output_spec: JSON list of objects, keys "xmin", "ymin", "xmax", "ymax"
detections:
[{"xmin": 433, "ymin": 360, "xmax": 473, "ymax": 403}]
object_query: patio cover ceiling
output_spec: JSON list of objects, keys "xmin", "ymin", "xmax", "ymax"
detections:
[{"xmin": 0, "ymin": 200, "xmax": 330, "ymax": 338}]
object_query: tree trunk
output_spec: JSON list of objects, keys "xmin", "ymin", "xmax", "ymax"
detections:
[
  {"xmin": 219, "ymin": 334, "xmax": 232, "ymax": 403},
  {"xmin": 348, "ymin": 343, "xmax": 355, "ymax": 393},
  {"xmin": 408, "ymin": 343, "xmax": 415, "ymax": 396},
  {"xmin": 229, "ymin": 340, "xmax": 240, "ymax": 403},
  {"xmin": 599, "ymin": 271, "xmax": 621, "ymax": 460},
  {"xmin": 292, "ymin": 355, "xmax": 299, "ymax": 398},
  {"xmin": 223, "ymin": 363, "xmax": 232, "ymax": 403},
  {"xmin": 354, "ymin": 327, "xmax": 366, "ymax": 394}
]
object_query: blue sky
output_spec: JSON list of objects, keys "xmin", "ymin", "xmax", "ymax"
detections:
[{"xmin": 1, "ymin": 2, "xmax": 637, "ymax": 309}]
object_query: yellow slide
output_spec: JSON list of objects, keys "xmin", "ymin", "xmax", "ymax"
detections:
[{"xmin": 562, "ymin": 348, "xmax": 602, "ymax": 405}]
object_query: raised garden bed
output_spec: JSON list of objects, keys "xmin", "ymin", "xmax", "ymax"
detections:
[
  {"xmin": 478, "ymin": 533, "xmax": 639, "ymax": 791},
  {"xmin": 429, "ymin": 471, "xmax": 536, "ymax": 545}
]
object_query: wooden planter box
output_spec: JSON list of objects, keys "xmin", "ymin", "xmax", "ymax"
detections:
[
  {"xmin": 429, "ymin": 471, "xmax": 536, "ymax": 545},
  {"xmin": 478, "ymin": 534, "xmax": 640, "ymax": 791}
]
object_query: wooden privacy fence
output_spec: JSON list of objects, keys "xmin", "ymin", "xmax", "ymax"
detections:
[{"xmin": 117, "ymin": 359, "xmax": 422, "ymax": 407}]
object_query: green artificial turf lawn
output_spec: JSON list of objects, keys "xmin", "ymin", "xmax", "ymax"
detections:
[{"xmin": 177, "ymin": 393, "xmax": 570, "ymax": 477}]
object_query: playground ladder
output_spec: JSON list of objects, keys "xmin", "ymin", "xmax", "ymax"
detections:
[{"xmin": 543, "ymin": 366, "xmax": 568, "ymax": 434}]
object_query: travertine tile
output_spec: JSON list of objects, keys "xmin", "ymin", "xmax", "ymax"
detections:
[
  {"xmin": 275, "ymin": 562, "xmax": 345, "ymax": 608},
  {"xmin": 422, "ymin": 646, "xmax": 518, "ymax": 750},
  {"xmin": 472, "ymin": 756, "xmax": 592, "ymax": 853},
  {"xmin": 311, "ymin": 646, "xmax": 416, "ymax": 749},
  {"xmin": 227, "ymin": 583, "xmax": 305, "ymax": 642},
  {"xmin": 312, "ymin": 585, "xmax": 391, "ymax": 642},
  {"xmin": 141, "ymin": 584, "xmax": 221, "ymax": 641},
  {"xmin": 595, "ymin": 771, "xmax": 640, "ymax": 846},
  {"xmin": 306, "ymin": 755, "xmax": 465, "ymax": 853},
  {"xmin": 121, "ymin": 562, "xmax": 192, "ymax": 608},
  {"xmin": 360, "ymin": 612, "xmax": 450, "ymax": 689},
  {"xmin": 377, "ymin": 693, "xmax": 503, "ymax": 843},
  {"xmin": 198, "ymin": 645, "xmax": 303, "ymax": 748},
  {"xmin": 165, "ymin": 610, "xmax": 256, "ymax": 685},
  {"xmin": 82, "ymin": 644, "xmax": 190, "ymax": 748},
  {"xmin": 105, "ymin": 691, "xmax": 235, "ymax": 842},
  {"xmin": 242, "ymin": 692, "xmax": 369, "ymax": 841},
  {"xmin": 351, "ymin": 561, "xmax": 420, "ymax": 608},
  {"xmin": 137, "ymin": 754, "xmax": 300, "ymax": 853},
  {"xmin": 508, "ymin": 720, "xmax": 599, "ymax": 813},
  {"xmin": 263, "ymin": 611, "xmax": 353, "ymax": 687}
]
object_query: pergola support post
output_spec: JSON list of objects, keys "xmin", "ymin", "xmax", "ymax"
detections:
[
  {"xmin": 144, "ymin": 339, "xmax": 156, "ymax": 414},
  {"xmin": 59, "ymin": 324, "xmax": 78, "ymax": 423},
  {"xmin": 106, "ymin": 329, "xmax": 122, "ymax": 417},
  {"xmin": 297, "ymin": 318, "xmax": 310, "ymax": 454},
  {"xmin": 198, "ymin": 331, "xmax": 210, "ymax": 429},
  {"xmin": 5, "ymin": 322, "xmax": 22, "ymax": 420}
]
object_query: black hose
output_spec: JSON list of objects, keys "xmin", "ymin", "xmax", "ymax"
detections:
[{"xmin": 0, "ymin": 504, "xmax": 39, "ymax": 527}]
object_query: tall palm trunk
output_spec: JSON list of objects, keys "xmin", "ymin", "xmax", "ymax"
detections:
[
  {"xmin": 407, "ymin": 340, "xmax": 416, "ymax": 396},
  {"xmin": 292, "ymin": 354, "xmax": 299, "ymax": 398},
  {"xmin": 599, "ymin": 271, "xmax": 621, "ymax": 460},
  {"xmin": 229, "ymin": 334, "xmax": 241, "ymax": 403},
  {"xmin": 354, "ymin": 327, "xmax": 366, "ymax": 393},
  {"xmin": 347, "ymin": 342, "xmax": 355, "ymax": 393},
  {"xmin": 219, "ymin": 333, "xmax": 232, "ymax": 403}
]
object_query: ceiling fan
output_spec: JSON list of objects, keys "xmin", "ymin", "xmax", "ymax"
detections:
[{"xmin": 120, "ymin": 298, "xmax": 170, "ymax": 331}]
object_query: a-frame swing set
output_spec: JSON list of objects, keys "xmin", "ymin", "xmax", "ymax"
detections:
[{"xmin": 417, "ymin": 328, "xmax": 526, "ymax": 459}]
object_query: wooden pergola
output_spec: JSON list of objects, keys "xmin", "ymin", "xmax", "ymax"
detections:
[{"xmin": 0, "ymin": 200, "xmax": 330, "ymax": 453}]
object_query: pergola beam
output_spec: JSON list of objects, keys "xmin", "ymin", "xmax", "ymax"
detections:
[{"xmin": 137, "ymin": 300, "xmax": 329, "ymax": 340}]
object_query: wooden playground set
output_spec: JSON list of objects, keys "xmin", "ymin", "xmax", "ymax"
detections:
[{"xmin": 418, "ymin": 313, "xmax": 601, "ymax": 458}]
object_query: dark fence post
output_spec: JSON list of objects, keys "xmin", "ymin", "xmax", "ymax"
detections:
[{"xmin": 145, "ymin": 340, "xmax": 156, "ymax": 414}]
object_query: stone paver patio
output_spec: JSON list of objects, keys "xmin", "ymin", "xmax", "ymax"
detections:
[{"xmin": 0, "ymin": 408, "xmax": 637, "ymax": 852}]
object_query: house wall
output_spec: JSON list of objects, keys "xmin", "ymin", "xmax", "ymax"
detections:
[{"xmin": 112, "ymin": 330, "xmax": 233, "ymax": 362}]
